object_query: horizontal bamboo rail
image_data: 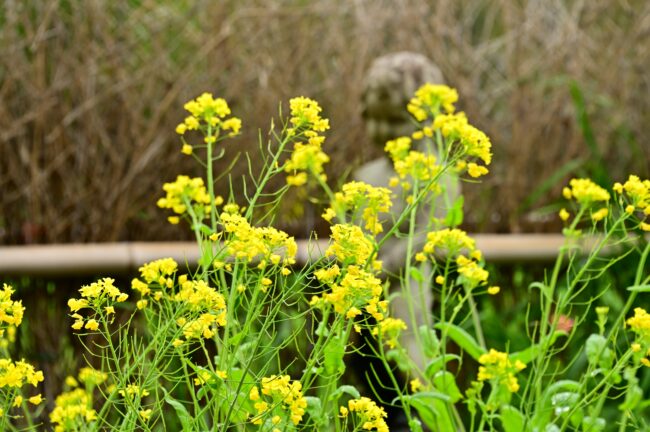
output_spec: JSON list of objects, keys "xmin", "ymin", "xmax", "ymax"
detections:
[{"xmin": 0, "ymin": 234, "xmax": 610, "ymax": 276}]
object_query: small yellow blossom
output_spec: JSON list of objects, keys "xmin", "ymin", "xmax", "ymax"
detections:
[
  {"xmin": 28, "ymin": 394, "xmax": 43, "ymax": 405},
  {"xmin": 487, "ymin": 286, "xmax": 500, "ymax": 295},
  {"xmin": 139, "ymin": 409, "xmax": 152, "ymax": 421},
  {"xmin": 559, "ymin": 208, "xmax": 570, "ymax": 221}
]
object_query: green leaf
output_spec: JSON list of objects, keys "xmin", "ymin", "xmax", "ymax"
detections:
[
  {"xmin": 582, "ymin": 416, "xmax": 606, "ymax": 432},
  {"xmin": 419, "ymin": 325, "xmax": 440, "ymax": 358},
  {"xmin": 585, "ymin": 334, "xmax": 613, "ymax": 371},
  {"xmin": 331, "ymin": 385, "xmax": 360, "ymax": 400},
  {"xmin": 531, "ymin": 380, "xmax": 581, "ymax": 428},
  {"xmin": 323, "ymin": 335, "xmax": 346, "ymax": 376},
  {"xmin": 434, "ymin": 323, "xmax": 485, "ymax": 360},
  {"xmin": 304, "ymin": 396, "xmax": 322, "ymax": 419},
  {"xmin": 500, "ymin": 405, "xmax": 525, "ymax": 432},
  {"xmin": 425, "ymin": 354, "xmax": 462, "ymax": 380},
  {"xmin": 627, "ymin": 284, "xmax": 650, "ymax": 292},
  {"xmin": 198, "ymin": 223, "xmax": 213, "ymax": 236},
  {"xmin": 163, "ymin": 388, "xmax": 193, "ymax": 432},
  {"xmin": 409, "ymin": 267, "xmax": 424, "ymax": 283},
  {"xmin": 432, "ymin": 371, "xmax": 462, "ymax": 403},
  {"xmin": 403, "ymin": 394, "xmax": 440, "ymax": 429},
  {"xmin": 444, "ymin": 195, "xmax": 464, "ymax": 227}
]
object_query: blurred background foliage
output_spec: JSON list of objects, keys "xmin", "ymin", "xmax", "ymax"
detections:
[{"xmin": 1, "ymin": 0, "xmax": 649, "ymax": 244}]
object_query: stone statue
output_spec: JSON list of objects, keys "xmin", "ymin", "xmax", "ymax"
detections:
[{"xmin": 356, "ymin": 52, "xmax": 459, "ymax": 373}]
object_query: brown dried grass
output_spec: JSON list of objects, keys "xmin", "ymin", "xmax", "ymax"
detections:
[{"xmin": 1, "ymin": 0, "xmax": 648, "ymax": 244}]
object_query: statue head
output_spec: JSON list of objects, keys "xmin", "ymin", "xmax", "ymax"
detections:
[{"xmin": 362, "ymin": 52, "xmax": 445, "ymax": 148}]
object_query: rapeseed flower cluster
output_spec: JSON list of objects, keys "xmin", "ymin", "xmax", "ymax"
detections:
[
  {"xmin": 68, "ymin": 278, "xmax": 128, "ymax": 331},
  {"xmin": 627, "ymin": 308, "xmax": 650, "ymax": 367},
  {"xmin": 157, "ymin": 175, "xmax": 213, "ymax": 224},
  {"xmin": 49, "ymin": 388, "xmax": 96, "ymax": 432},
  {"xmin": 456, "ymin": 255, "xmax": 490, "ymax": 290},
  {"xmin": 0, "ymin": 359, "xmax": 44, "ymax": 389},
  {"xmin": 384, "ymin": 136, "xmax": 441, "ymax": 184},
  {"xmin": 175, "ymin": 92, "xmax": 242, "ymax": 139},
  {"xmin": 287, "ymin": 96, "xmax": 329, "ymax": 135},
  {"xmin": 193, "ymin": 368, "xmax": 227, "ymax": 386},
  {"xmin": 0, "ymin": 284, "xmax": 24, "ymax": 333},
  {"xmin": 313, "ymin": 265, "xmax": 387, "ymax": 321},
  {"xmin": 343, "ymin": 396, "xmax": 389, "ymax": 432},
  {"xmin": 131, "ymin": 258, "xmax": 178, "ymax": 307},
  {"xmin": 173, "ymin": 280, "xmax": 227, "ymax": 342},
  {"xmin": 407, "ymin": 83, "xmax": 458, "ymax": 120},
  {"xmin": 249, "ymin": 375, "xmax": 307, "ymax": 427},
  {"xmin": 322, "ymin": 181, "xmax": 393, "ymax": 235},
  {"xmin": 372, "ymin": 317, "xmax": 407, "ymax": 349},
  {"xmin": 77, "ymin": 367, "xmax": 108, "ymax": 387},
  {"xmin": 561, "ymin": 178, "xmax": 611, "ymax": 223},
  {"xmin": 418, "ymin": 228, "xmax": 477, "ymax": 259},
  {"xmin": 119, "ymin": 384, "xmax": 150, "ymax": 400},
  {"xmin": 326, "ymin": 224, "xmax": 375, "ymax": 266},
  {"xmin": 220, "ymin": 211, "xmax": 297, "ymax": 267},
  {"xmin": 477, "ymin": 349, "xmax": 526, "ymax": 393},
  {"xmin": 285, "ymin": 97, "xmax": 330, "ymax": 186},
  {"xmin": 614, "ymin": 175, "xmax": 650, "ymax": 231},
  {"xmin": 432, "ymin": 112, "xmax": 492, "ymax": 176},
  {"xmin": 563, "ymin": 178, "xmax": 610, "ymax": 206}
]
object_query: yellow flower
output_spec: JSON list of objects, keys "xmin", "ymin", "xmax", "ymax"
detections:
[
  {"xmin": 410, "ymin": 378, "xmax": 423, "ymax": 393},
  {"xmin": 559, "ymin": 208, "xmax": 570, "ymax": 221},
  {"xmin": 139, "ymin": 409, "xmax": 152, "ymax": 421},
  {"xmin": 347, "ymin": 397, "xmax": 389, "ymax": 432},
  {"xmin": 181, "ymin": 144, "xmax": 193, "ymax": 155},
  {"xmin": 565, "ymin": 178, "xmax": 610, "ymax": 205},
  {"xmin": 372, "ymin": 317, "xmax": 407, "ymax": 348},
  {"xmin": 591, "ymin": 208, "xmax": 608, "ymax": 222},
  {"xmin": 477, "ymin": 349, "xmax": 526, "ymax": 393},
  {"xmin": 28, "ymin": 394, "xmax": 42, "ymax": 405},
  {"xmin": 435, "ymin": 275, "xmax": 445, "ymax": 285},
  {"xmin": 326, "ymin": 224, "xmax": 375, "ymax": 266},
  {"xmin": 84, "ymin": 319, "xmax": 99, "ymax": 331},
  {"xmin": 407, "ymin": 83, "xmax": 458, "ymax": 120},
  {"xmin": 13, "ymin": 395, "xmax": 23, "ymax": 407},
  {"xmin": 250, "ymin": 375, "xmax": 308, "ymax": 426},
  {"xmin": 467, "ymin": 162, "xmax": 489, "ymax": 178},
  {"xmin": 487, "ymin": 286, "xmax": 500, "ymax": 295},
  {"xmin": 104, "ymin": 306, "xmax": 115, "ymax": 315}
]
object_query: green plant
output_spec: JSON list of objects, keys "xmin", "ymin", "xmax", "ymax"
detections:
[{"xmin": 1, "ymin": 85, "xmax": 649, "ymax": 431}]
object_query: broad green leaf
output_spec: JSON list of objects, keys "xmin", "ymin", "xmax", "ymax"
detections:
[
  {"xmin": 444, "ymin": 195, "xmax": 464, "ymax": 227},
  {"xmin": 331, "ymin": 385, "xmax": 360, "ymax": 400},
  {"xmin": 198, "ymin": 223, "xmax": 213, "ymax": 236},
  {"xmin": 500, "ymin": 405, "xmax": 525, "ymax": 432},
  {"xmin": 585, "ymin": 334, "xmax": 613, "ymax": 371},
  {"xmin": 419, "ymin": 325, "xmax": 440, "ymax": 358},
  {"xmin": 304, "ymin": 396, "xmax": 322, "ymax": 419},
  {"xmin": 532, "ymin": 380, "xmax": 581, "ymax": 428},
  {"xmin": 323, "ymin": 335, "xmax": 346, "ymax": 376},
  {"xmin": 582, "ymin": 417, "xmax": 605, "ymax": 432},
  {"xmin": 425, "ymin": 354, "xmax": 462, "ymax": 380},
  {"xmin": 619, "ymin": 385, "xmax": 643, "ymax": 411},
  {"xmin": 432, "ymin": 371, "xmax": 462, "ymax": 403},
  {"xmin": 163, "ymin": 388, "xmax": 193, "ymax": 432},
  {"xmin": 434, "ymin": 323, "xmax": 485, "ymax": 360},
  {"xmin": 409, "ymin": 267, "xmax": 424, "ymax": 283}
]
